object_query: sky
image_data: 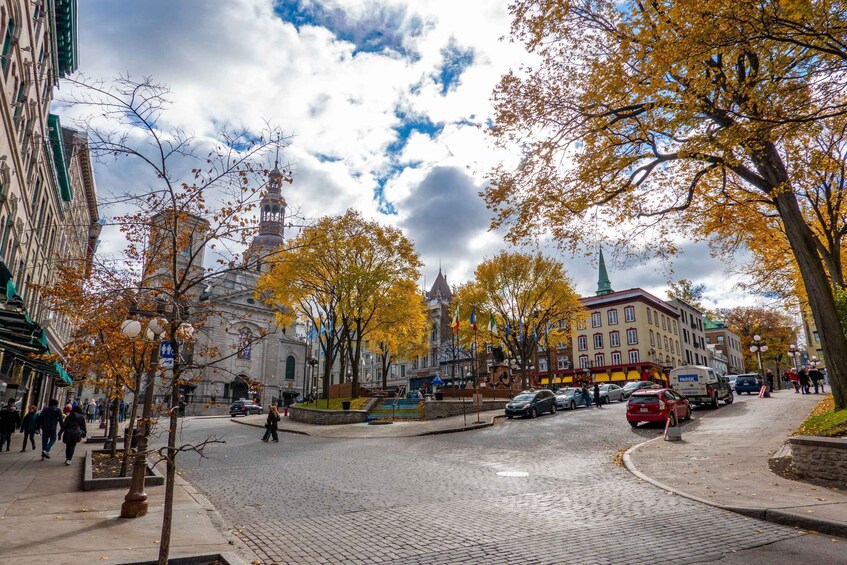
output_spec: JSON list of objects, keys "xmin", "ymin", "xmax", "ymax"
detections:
[{"xmin": 70, "ymin": 0, "xmax": 759, "ymax": 311}]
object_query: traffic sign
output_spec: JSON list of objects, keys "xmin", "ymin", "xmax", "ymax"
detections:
[{"xmin": 159, "ymin": 340, "xmax": 175, "ymax": 368}]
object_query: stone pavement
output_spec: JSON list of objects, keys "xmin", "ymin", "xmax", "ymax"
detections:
[
  {"xmin": 0, "ymin": 440, "xmax": 254, "ymax": 564},
  {"xmin": 625, "ymin": 389, "xmax": 847, "ymax": 537},
  {"xmin": 230, "ymin": 410, "xmax": 498, "ymax": 438}
]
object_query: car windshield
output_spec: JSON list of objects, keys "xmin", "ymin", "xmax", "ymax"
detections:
[
  {"xmin": 623, "ymin": 382, "xmax": 640, "ymax": 389},
  {"xmin": 629, "ymin": 394, "xmax": 659, "ymax": 404},
  {"xmin": 556, "ymin": 388, "xmax": 574, "ymax": 395},
  {"xmin": 513, "ymin": 394, "xmax": 535, "ymax": 402}
]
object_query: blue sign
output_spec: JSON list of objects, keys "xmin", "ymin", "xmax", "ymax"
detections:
[
  {"xmin": 159, "ymin": 340, "xmax": 175, "ymax": 368},
  {"xmin": 677, "ymin": 374, "xmax": 698, "ymax": 383}
]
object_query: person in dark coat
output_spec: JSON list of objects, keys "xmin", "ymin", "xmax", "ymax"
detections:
[
  {"xmin": 39, "ymin": 398, "xmax": 63, "ymax": 459},
  {"xmin": 262, "ymin": 405, "xmax": 281, "ymax": 442},
  {"xmin": 798, "ymin": 367, "xmax": 810, "ymax": 394},
  {"xmin": 593, "ymin": 382, "xmax": 603, "ymax": 408},
  {"xmin": 61, "ymin": 404, "xmax": 87, "ymax": 465},
  {"xmin": 20, "ymin": 404, "xmax": 39, "ymax": 452},
  {"xmin": 765, "ymin": 370, "xmax": 775, "ymax": 393},
  {"xmin": 809, "ymin": 367, "xmax": 823, "ymax": 394},
  {"xmin": 0, "ymin": 399, "xmax": 21, "ymax": 451}
]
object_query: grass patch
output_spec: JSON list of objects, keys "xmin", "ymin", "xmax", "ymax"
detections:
[
  {"xmin": 796, "ymin": 395, "xmax": 847, "ymax": 437},
  {"xmin": 297, "ymin": 398, "xmax": 369, "ymax": 411}
]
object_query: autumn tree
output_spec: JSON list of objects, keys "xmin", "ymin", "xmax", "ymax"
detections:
[
  {"xmin": 64, "ymin": 75, "xmax": 290, "ymax": 565},
  {"xmin": 453, "ymin": 251, "xmax": 584, "ymax": 389},
  {"xmin": 720, "ymin": 306, "xmax": 800, "ymax": 376},
  {"xmin": 259, "ymin": 210, "xmax": 423, "ymax": 399},
  {"xmin": 488, "ymin": 0, "xmax": 847, "ymax": 408},
  {"xmin": 369, "ymin": 281, "xmax": 429, "ymax": 390}
]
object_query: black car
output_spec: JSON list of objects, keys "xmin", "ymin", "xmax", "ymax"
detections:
[
  {"xmin": 230, "ymin": 399, "xmax": 263, "ymax": 417},
  {"xmin": 505, "ymin": 390, "xmax": 557, "ymax": 418},
  {"xmin": 622, "ymin": 380, "xmax": 658, "ymax": 399}
]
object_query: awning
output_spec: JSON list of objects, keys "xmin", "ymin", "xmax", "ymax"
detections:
[
  {"xmin": 561, "ymin": 376, "xmax": 573, "ymax": 384},
  {"xmin": 611, "ymin": 371, "xmax": 626, "ymax": 381},
  {"xmin": 540, "ymin": 378, "xmax": 549, "ymax": 385},
  {"xmin": 595, "ymin": 372, "xmax": 611, "ymax": 382},
  {"xmin": 627, "ymin": 370, "xmax": 641, "ymax": 381}
]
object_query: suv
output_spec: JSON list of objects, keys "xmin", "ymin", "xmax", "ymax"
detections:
[
  {"xmin": 734, "ymin": 373, "xmax": 762, "ymax": 395},
  {"xmin": 505, "ymin": 390, "xmax": 557, "ymax": 418},
  {"xmin": 622, "ymin": 380, "xmax": 658, "ymax": 399},
  {"xmin": 230, "ymin": 399, "xmax": 263, "ymax": 417}
]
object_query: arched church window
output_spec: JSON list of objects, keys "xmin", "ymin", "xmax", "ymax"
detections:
[
  {"xmin": 285, "ymin": 355, "xmax": 296, "ymax": 380},
  {"xmin": 238, "ymin": 327, "xmax": 252, "ymax": 360}
]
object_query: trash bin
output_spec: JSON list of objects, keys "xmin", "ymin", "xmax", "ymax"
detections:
[
  {"xmin": 434, "ymin": 392, "xmax": 444, "ymax": 400},
  {"xmin": 341, "ymin": 401, "xmax": 351, "ymax": 411}
]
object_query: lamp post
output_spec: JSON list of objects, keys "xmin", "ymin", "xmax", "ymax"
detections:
[
  {"xmin": 749, "ymin": 334, "xmax": 768, "ymax": 395},
  {"xmin": 119, "ymin": 305, "xmax": 166, "ymax": 519},
  {"xmin": 788, "ymin": 344, "xmax": 800, "ymax": 372},
  {"xmin": 811, "ymin": 356, "xmax": 819, "ymax": 369}
]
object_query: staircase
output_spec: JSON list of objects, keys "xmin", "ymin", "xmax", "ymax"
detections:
[{"xmin": 367, "ymin": 398, "xmax": 423, "ymax": 421}]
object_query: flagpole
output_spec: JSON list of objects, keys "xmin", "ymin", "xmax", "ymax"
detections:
[{"xmin": 474, "ymin": 327, "xmax": 480, "ymax": 423}]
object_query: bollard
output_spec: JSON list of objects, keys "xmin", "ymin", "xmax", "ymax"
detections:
[
  {"xmin": 664, "ymin": 415, "xmax": 682, "ymax": 441},
  {"xmin": 283, "ymin": 405, "xmax": 288, "ymax": 417}
]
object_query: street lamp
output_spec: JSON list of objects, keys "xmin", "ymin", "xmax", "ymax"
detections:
[
  {"xmin": 788, "ymin": 344, "xmax": 800, "ymax": 371},
  {"xmin": 749, "ymin": 334, "xmax": 768, "ymax": 386},
  {"xmin": 811, "ymin": 356, "xmax": 819, "ymax": 368}
]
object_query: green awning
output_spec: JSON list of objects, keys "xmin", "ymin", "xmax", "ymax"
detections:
[
  {"xmin": 54, "ymin": 0, "xmax": 78, "ymax": 77},
  {"xmin": 48, "ymin": 114, "xmax": 72, "ymax": 202}
]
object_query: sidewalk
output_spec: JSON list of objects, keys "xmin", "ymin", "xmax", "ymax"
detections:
[
  {"xmin": 0, "ymin": 441, "xmax": 254, "ymax": 564},
  {"xmin": 624, "ymin": 389, "xmax": 847, "ymax": 537},
  {"xmin": 231, "ymin": 410, "xmax": 501, "ymax": 438}
]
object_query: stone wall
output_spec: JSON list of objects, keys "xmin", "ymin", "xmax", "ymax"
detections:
[
  {"xmin": 422, "ymin": 400, "xmax": 509, "ymax": 420},
  {"xmin": 289, "ymin": 398, "xmax": 380, "ymax": 425},
  {"xmin": 789, "ymin": 436, "xmax": 847, "ymax": 482}
]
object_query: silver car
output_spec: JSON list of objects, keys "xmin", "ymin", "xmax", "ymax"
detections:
[
  {"xmin": 598, "ymin": 383, "xmax": 627, "ymax": 403},
  {"xmin": 555, "ymin": 387, "xmax": 592, "ymax": 409}
]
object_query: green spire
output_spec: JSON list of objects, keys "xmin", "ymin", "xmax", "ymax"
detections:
[{"xmin": 596, "ymin": 248, "xmax": 613, "ymax": 296}]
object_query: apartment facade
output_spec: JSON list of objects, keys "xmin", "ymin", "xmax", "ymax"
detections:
[
  {"xmin": 703, "ymin": 319, "xmax": 745, "ymax": 374},
  {"xmin": 668, "ymin": 298, "xmax": 709, "ymax": 367}
]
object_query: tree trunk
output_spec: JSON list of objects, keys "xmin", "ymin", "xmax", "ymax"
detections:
[
  {"xmin": 158, "ymin": 389, "xmax": 179, "ymax": 565},
  {"xmin": 774, "ymin": 189, "xmax": 847, "ymax": 408},
  {"xmin": 120, "ymin": 377, "xmax": 141, "ymax": 477}
]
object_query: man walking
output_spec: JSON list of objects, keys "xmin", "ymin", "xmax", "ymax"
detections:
[
  {"xmin": 798, "ymin": 367, "xmax": 810, "ymax": 395},
  {"xmin": 86, "ymin": 399, "xmax": 97, "ymax": 423},
  {"xmin": 809, "ymin": 366, "xmax": 823, "ymax": 394},
  {"xmin": 593, "ymin": 382, "xmax": 603, "ymax": 408},
  {"xmin": 0, "ymin": 399, "xmax": 20, "ymax": 451},
  {"xmin": 765, "ymin": 370, "xmax": 775, "ymax": 393},
  {"xmin": 39, "ymin": 398, "xmax": 63, "ymax": 459}
]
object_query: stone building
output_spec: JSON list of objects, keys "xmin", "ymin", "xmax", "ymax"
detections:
[
  {"xmin": 0, "ymin": 0, "xmax": 97, "ymax": 409},
  {"xmin": 703, "ymin": 319, "xmax": 745, "ymax": 374},
  {"xmin": 667, "ymin": 298, "xmax": 709, "ymax": 366}
]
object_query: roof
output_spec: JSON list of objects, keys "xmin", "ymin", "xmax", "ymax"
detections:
[
  {"xmin": 581, "ymin": 288, "xmax": 679, "ymax": 317},
  {"xmin": 426, "ymin": 269, "xmax": 452, "ymax": 301}
]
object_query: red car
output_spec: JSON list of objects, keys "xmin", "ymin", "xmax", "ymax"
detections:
[{"xmin": 627, "ymin": 388, "xmax": 691, "ymax": 428}]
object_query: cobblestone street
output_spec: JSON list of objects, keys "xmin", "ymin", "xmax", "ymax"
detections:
[{"xmin": 171, "ymin": 398, "xmax": 809, "ymax": 564}]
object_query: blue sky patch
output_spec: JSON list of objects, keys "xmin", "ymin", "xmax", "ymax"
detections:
[{"xmin": 436, "ymin": 40, "xmax": 474, "ymax": 95}]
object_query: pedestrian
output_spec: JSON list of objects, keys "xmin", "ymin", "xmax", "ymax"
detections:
[
  {"xmin": 61, "ymin": 404, "xmax": 87, "ymax": 465},
  {"xmin": 86, "ymin": 399, "xmax": 97, "ymax": 423},
  {"xmin": 782, "ymin": 371, "xmax": 791, "ymax": 390},
  {"xmin": 63, "ymin": 401, "xmax": 72, "ymax": 415},
  {"xmin": 71, "ymin": 398, "xmax": 78, "ymax": 409},
  {"xmin": 39, "ymin": 399, "xmax": 63, "ymax": 459},
  {"xmin": 20, "ymin": 404, "xmax": 39, "ymax": 452},
  {"xmin": 788, "ymin": 369, "xmax": 800, "ymax": 393},
  {"xmin": 593, "ymin": 382, "xmax": 603, "ymax": 408},
  {"xmin": 0, "ymin": 399, "xmax": 21, "ymax": 451},
  {"xmin": 798, "ymin": 367, "xmax": 810, "ymax": 394},
  {"xmin": 809, "ymin": 366, "xmax": 823, "ymax": 394},
  {"xmin": 262, "ymin": 405, "xmax": 281, "ymax": 442},
  {"xmin": 765, "ymin": 370, "xmax": 775, "ymax": 393},
  {"xmin": 580, "ymin": 383, "xmax": 591, "ymax": 408},
  {"xmin": 821, "ymin": 369, "xmax": 829, "ymax": 393},
  {"xmin": 119, "ymin": 399, "xmax": 127, "ymax": 423}
]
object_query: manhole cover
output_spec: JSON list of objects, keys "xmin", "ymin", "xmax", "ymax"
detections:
[{"xmin": 496, "ymin": 471, "xmax": 529, "ymax": 477}]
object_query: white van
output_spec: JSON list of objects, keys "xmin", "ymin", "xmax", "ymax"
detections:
[{"xmin": 669, "ymin": 365, "xmax": 734, "ymax": 408}]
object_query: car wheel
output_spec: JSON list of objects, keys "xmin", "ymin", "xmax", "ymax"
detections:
[
  {"xmin": 724, "ymin": 392, "xmax": 734, "ymax": 405},
  {"xmin": 530, "ymin": 407, "xmax": 537, "ymax": 418},
  {"xmin": 629, "ymin": 421, "xmax": 638, "ymax": 428},
  {"xmin": 712, "ymin": 394, "xmax": 719, "ymax": 409},
  {"xmin": 551, "ymin": 403, "xmax": 557, "ymax": 414},
  {"xmin": 507, "ymin": 415, "xmax": 513, "ymax": 419},
  {"xmin": 569, "ymin": 401, "xmax": 576, "ymax": 410},
  {"xmin": 684, "ymin": 407, "xmax": 692, "ymax": 421},
  {"xmin": 619, "ymin": 395, "xmax": 626, "ymax": 402},
  {"xmin": 604, "ymin": 396, "xmax": 610, "ymax": 405}
]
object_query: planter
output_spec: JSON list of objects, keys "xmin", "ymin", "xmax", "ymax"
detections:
[
  {"xmin": 434, "ymin": 392, "xmax": 444, "ymax": 400},
  {"xmin": 341, "ymin": 401, "xmax": 351, "ymax": 410},
  {"xmin": 83, "ymin": 449, "xmax": 165, "ymax": 491},
  {"xmin": 123, "ymin": 552, "xmax": 249, "ymax": 565}
]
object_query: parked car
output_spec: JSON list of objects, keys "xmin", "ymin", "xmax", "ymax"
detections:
[
  {"xmin": 555, "ymin": 387, "xmax": 591, "ymax": 409},
  {"xmin": 734, "ymin": 373, "xmax": 762, "ymax": 395},
  {"xmin": 627, "ymin": 388, "xmax": 691, "ymax": 428},
  {"xmin": 505, "ymin": 390, "xmax": 557, "ymax": 418},
  {"xmin": 669, "ymin": 365, "xmax": 734, "ymax": 408},
  {"xmin": 598, "ymin": 383, "xmax": 626, "ymax": 403},
  {"xmin": 230, "ymin": 399, "xmax": 263, "ymax": 416},
  {"xmin": 622, "ymin": 380, "xmax": 658, "ymax": 399},
  {"xmin": 726, "ymin": 375, "xmax": 738, "ymax": 391}
]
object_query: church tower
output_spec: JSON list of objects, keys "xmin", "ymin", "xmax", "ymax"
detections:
[
  {"xmin": 596, "ymin": 248, "xmax": 614, "ymax": 296},
  {"xmin": 247, "ymin": 162, "xmax": 287, "ymax": 273}
]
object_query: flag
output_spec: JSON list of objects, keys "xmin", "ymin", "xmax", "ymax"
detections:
[
  {"xmin": 451, "ymin": 304, "xmax": 460, "ymax": 331},
  {"xmin": 505, "ymin": 323, "xmax": 511, "ymax": 338},
  {"xmin": 533, "ymin": 326, "xmax": 538, "ymax": 344},
  {"xmin": 519, "ymin": 324, "xmax": 525, "ymax": 344},
  {"xmin": 488, "ymin": 313, "xmax": 497, "ymax": 334},
  {"xmin": 470, "ymin": 306, "xmax": 478, "ymax": 332}
]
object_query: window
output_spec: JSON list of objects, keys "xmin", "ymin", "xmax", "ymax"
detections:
[
  {"xmin": 400, "ymin": 365, "xmax": 406, "ymax": 378},
  {"xmin": 539, "ymin": 358, "xmax": 548, "ymax": 372},
  {"xmin": 593, "ymin": 333, "xmax": 603, "ymax": 349},
  {"xmin": 611, "ymin": 351, "xmax": 622, "ymax": 365},
  {"xmin": 595, "ymin": 353, "xmax": 605, "ymax": 367},
  {"xmin": 431, "ymin": 323, "xmax": 438, "ymax": 343},
  {"xmin": 649, "ymin": 330, "xmax": 655, "ymax": 346},
  {"xmin": 664, "ymin": 336, "xmax": 669, "ymax": 351},
  {"xmin": 676, "ymin": 340, "xmax": 680, "ymax": 354},
  {"xmin": 577, "ymin": 335, "xmax": 587, "ymax": 351},
  {"xmin": 557, "ymin": 356, "xmax": 569, "ymax": 370},
  {"xmin": 591, "ymin": 312, "xmax": 602, "ymax": 327},
  {"xmin": 717, "ymin": 335, "xmax": 724, "ymax": 343},
  {"xmin": 285, "ymin": 355, "xmax": 296, "ymax": 380},
  {"xmin": 607, "ymin": 309, "xmax": 618, "ymax": 325},
  {"xmin": 646, "ymin": 308, "xmax": 652, "ymax": 324},
  {"xmin": 624, "ymin": 306, "xmax": 635, "ymax": 322},
  {"xmin": 237, "ymin": 328, "xmax": 252, "ymax": 360},
  {"xmin": 672, "ymin": 320, "xmax": 677, "ymax": 334},
  {"xmin": 1, "ymin": 18, "xmax": 15, "ymax": 74},
  {"xmin": 610, "ymin": 331, "xmax": 620, "ymax": 347},
  {"xmin": 813, "ymin": 331, "xmax": 820, "ymax": 343},
  {"xmin": 627, "ymin": 328, "xmax": 638, "ymax": 344},
  {"xmin": 577, "ymin": 319, "xmax": 587, "ymax": 330},
  {"xmin": 629, "ymin": 349, "xmax": 640, "ymax": 363},
  {"xmin": 579, "ymin": 355, "xmax": 589, "ymax": 369},
  {"xmin": 662, "ymin": 315, "xmax": 667, "ymax": 330},
  {"xmin": 485, "ymin": 343, "xmax": 492, "ymax": 353}
]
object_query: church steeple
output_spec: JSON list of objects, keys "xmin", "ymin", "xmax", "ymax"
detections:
[
  {"xmin": 596, "ymin": 248, "xmax": 613, "ymax": 296},
  {"xmin": 247, "ymin": 157, "xmax": 287, "ymax": 272}
]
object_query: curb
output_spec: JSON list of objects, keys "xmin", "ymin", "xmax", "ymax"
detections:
[
  {"xmin": 229, "ymin": 417, "xmax": 311, "ymax": 436},
  {"xmin": 623, "ymin": 436, "xmax": 847, "ymax": 538},
  {"xmin": 228, "ymin": 415, "xmax": 501, "ymax": 438}
]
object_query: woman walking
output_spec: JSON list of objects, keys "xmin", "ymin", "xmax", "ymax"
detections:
[
  {"xmin": 20, "ymin": 404, "xmax": 39, "ymax": 452},
  {"xmin": 262, "ymin": 405, "xmax": 281, "ymax": 442},
  {"xmin": 62, "ymin": 405, "xmax": 87, "ymax": 465}
]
